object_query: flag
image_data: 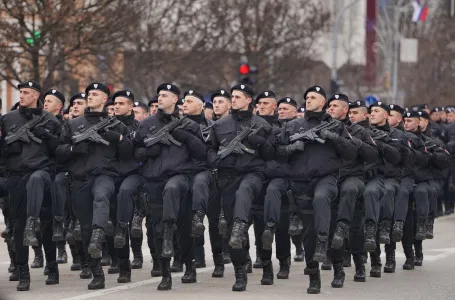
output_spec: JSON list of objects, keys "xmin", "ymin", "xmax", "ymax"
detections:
[{"xmin": 412, "ymin": 1, "xmax": 429, "ymax": 22}]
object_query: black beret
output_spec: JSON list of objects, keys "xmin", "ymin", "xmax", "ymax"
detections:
[
  {"xmin": 277, "ymin": 97, "xmax": 297, "ymax": 108},
  {"xmin": 349, "ymin": 100, "xmax": 367, "ymax": 109},
  {"xmin": 134, "ymin": 101, "xmax": 148, "ymax": 111},
  {"xmin": 430, "ymin": 107, "xmax": 443, "ymax": 113},
  {"xmin": 184, "ymin": 89, "xmax": 204, "ymax": 102},
  {"xmin": 148, "ymin": 95, "xmax": 158, "ymax": 106},
  {"xmin": 204, "ymin": 101, "xmax": 213, "ymax": 110},
  {"xmin": 388, "ymin": 104, "xmax": 404, "ymax": 115},
  {"xmin": 112, "ymin": 90, "xmax": 134, "ymax": 102},
  {"xmin": 18, "ymin": 80, "xmax": 41, "ymax": 93},
  {"xmin": 85, "ymin": 82, "xmax": 110, "ymax": 96},
  {"xmin": 43, "ymin": 88, "xmax": 65, "ymax": 105},
  {"xmin": 157, "ymin": 83, "xmax": 180, "ymax": 97},
  {"xmin": 69, "ymin": 92, "xmax": 87, "ymax": 107},
  {"xmin": 63, "ymin": 108, "xmax": 70, "ymax": 115},
  {"xmin": 177, "ymin": 98, "xmax": 184, "ymax": 105},
  {"xmin": 418, "ymin": 110, "xmax": 430, "ymax": 120},
  {"xmin": 231, "ymin": 83, "xmax": 254, "ymax": 97},
  {"xmin": 403, "ymin": 111, "xmax": 420, "ymax": 118},
  {"xmin": 303, "ymin": 85, "xmax": 326, "ymax": 100},
  {"xmin": 210, "ymin": 89, "xmax": 231, "ymax": 102},
  {"xmin": 411, "ymin": 104, "xmax": 429, "ymax": 111},
  {"xmin": 328, "ymin": 93, "xmax": 349, "ymax": 104},
  {"xmin": 446, "ymin": 106, "xmax": 455, "ymax": 113},
  {"xmin": 298, "ymin": 105, "xmax": 306, "ymax": 113},
  {"xmin": 368, "ymin": 101, "xmax": 390, "ymax": 113},
  {"xmin": 104, "ymin": 96, "xmax": 114, "ymax": 108},
  {"xmin": 255, "ymin": 90, "xmax": 277, "ymax": 103}
]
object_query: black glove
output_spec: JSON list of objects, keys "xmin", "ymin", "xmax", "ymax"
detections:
[
  {"xmin": 32, "ymin": 127, "xmax": 54, "ymax": 140},
  {"xmin": 71, "ymin": 142, "xmax": 89, "ymax": 156},
  {"xmin": 146, "ymin": 145, "xmax": 161, "ymax": 157},
  {"xmin": 319, "ymin": 129, "xmax": 339, "ymax": 141},
  {"xmin": 172, "ymin": 128, "xmax": 192, "ymax": 143},
  {"xmin": 102, "ymin": 130, "xmax": 122, "ymax": 143},
  {"xmin": 4, "ymin": 141, "xmax": 22, "ymax": 155},
  {"xmin": 285, "ymin": 141, "xmax": 305, "ymax": 154},
  {"xmin": 247, "ymin": 134, "xmax": 266, "ymax": 149}
]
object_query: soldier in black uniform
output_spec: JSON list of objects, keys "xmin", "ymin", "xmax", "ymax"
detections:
[
  {"xmin": 1, "ymin": 80, "xmax": 61, "ymax": 291},
  {"xmin": 56, "ymin": 82, "xmax": 132, "ymax": 290},
  {"xmin": 326, "ymin": 94, "xmax": 378, "ymax": 288},
  {"xmin": 276, "ymin": 86, "xmax": 356, "ymax": 294},
  {"xmin": 207, "ymin": 83, "xmax": 275, "ymax": 292},
  {"xmin": 148, "ymin": 95, "xmax": 159, "ymax": 115},
  {"xmin": 134, "ymin": 83, "xmax": 206, "ymax": 291},
  {"xmin": 212, "ymin": 89, "xmax": 231, "ymax": 121}
]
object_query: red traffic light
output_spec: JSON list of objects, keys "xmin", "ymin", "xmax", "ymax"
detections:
[{"xmin": 239, "ymin": 64, "xmax": 250, "ymax": 75}]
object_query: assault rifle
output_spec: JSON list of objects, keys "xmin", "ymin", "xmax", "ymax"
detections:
[
  {"xmin": 144, "ymin": 116, "xmax": 187, "ymax": 147},
  {"xmin": 217, "ymin": 123, "xmax": 262, "ymax": 159},
  {"xmin": 72, "ymin": 117, "xmax": 121, "ymax": 146},
  {"xmin": 289, "ymin": 120, "xmax": 339, "ymax": 143},
  {"xmin": 370, "ymin": 128, "xmax": 389, "ymax": 141},
  {"xmin": 5, "ymin": 114, "xmax": 50, "ymax": 145}
]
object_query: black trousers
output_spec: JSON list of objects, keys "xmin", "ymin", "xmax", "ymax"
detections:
[
  {"xmin": 428, "ymin": 180, "xmax": 441, "ymax": 218},
  {"xmin": 292, "ymin": 175, "xmax": 338, "ymax": 268},
  {"xmin": 144, "ymin": 174, "xmax": 193, "ymax": 264},
  {"xmin": 394, "ymin": 177, "xmax": 415, "ymax": 222},
  {"xmin": 348, "ymin": 197, "xmax": 365, "ymax": 256},
  {"xmin": 218, "ymin": 173, "xmax": 262, "ymax": 266},
  {"xmin": 364, "ymin": 177, "xmax": 385, "ymax": 224},
  {"xmin": 336, "ymin": 176, "xmax": 364, "ymax": 224},
  {"xmin": 51, "ymin": 172, "xmax": 69, "ymax": 218},
  {"xmin": 191, "ymin": 170, "xmax": 216, "ymax": 213},
  {"xmin": 117, "ymin": 174, "xmax": 144, "ymax": 223},
  {"xmin": 386, "ymin": 198, "xmax": 415, "ymax": 256},
  {"xmin": 251, "ymin": 182, "xmax": 265, "ymax": 260},
  {"xmin": 7, "ymin": 171, "xmax": 52, "ymax": 265},
  {"xmin": 380, "ymin": 178, "xmax": 400, "ymax": 221},
  {"xmin": 413, "ymin": 181, "xmax": 431, "ymax": 220},
  {"xmin": 263, "ymin": 178, "xmax": 289, "ymax": 224}
]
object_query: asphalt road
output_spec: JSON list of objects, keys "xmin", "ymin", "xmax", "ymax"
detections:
[{"xmin": 0, "ymin": 214, "xmax": 455, "ymax": 300}]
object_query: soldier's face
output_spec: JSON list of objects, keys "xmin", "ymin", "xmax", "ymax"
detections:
[
  {"xmin": 158, "ymin": 91, "xmax": 178, "ymax": 111},
  {"xmin": 369, "ymin": 107, "xmax": 388, "ymax": 125},
  {"xmin": 278, "ymin": 103, "xmax": 297, "ymax": 120},
  {"xmin": 106, "ymin": 105, "xmax": 115, "ymax": 116},
  {"xmin": 447, "ymin": 112, "xmax": 455, "ymax": 123},
  {"xmin": 388, "ymin": 111, "xmax": 402, "ymax": 127},
  {"xmin": 327, "ymin": 100, "xmax": 348, "ymax": 120},
  {"xmin": 348, "ymin": 108, "xmax": 367, "ymax": 123},
  {"xmin": 305, "ymin": 92, "xmax": 325, "ymax": 112},
  {"xmin": 257, "ymin": 98, "xmax": 276, "ymax": 116},
  {"xmin": 133, "ymin": 107, "xmax": 148, "ymax": 121},
  {"xmin": 430, "ymin": 112, "xmax": 440, "ymax": 122},
  {"xmin": 441, "ymin": 112, "xmax": 447, "ymax": 122},
  {"xmin": 419, "ymin": 118, "xmax": 429, "ymax": 131},
  {"xmin": 183, "ymin": 96, "xmax": 203, "ymax": 115},
  {"xmin": 204, "ymin": 108, "xmax": 213, "ymax": 120},
  {"xmin": 404, "ymin": 117, "xmax": 419, "ymax": 132},
  {"xmin": 114, "ymin": 97, "xmax": 133, "ymax": 116},
  {"xmin": 19, "ymin": 88, "xmax": 39, "ymax": 108},
  {"xmin": 231, "ymin": 91, "xmax": 251, "ymax": 111},
  {"xmin": 72, "ymin": 99, "xmax": 87, "ymax": 117},
  {"xmin": 63, "ymin": 113, "xmax": 70, "ymax": 120},
  {"xmin": 87, "ymin": 90, "xmax": 107, "ymax": 110},
  {"xmin": 44, "ymin": 95, "xmax": 62, "ymax": 115},
  {"xmin": 149, "ymin": 103, "xmax": 159, "ymax": 115},
  {"xmin": 213, "ymin": 97, "xmax": 231, "ymax": 117}
]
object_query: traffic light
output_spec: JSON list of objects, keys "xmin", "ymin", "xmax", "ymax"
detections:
[{"xmin": 238, "ymin": 59, "xmax": 258, "ymax": 86}]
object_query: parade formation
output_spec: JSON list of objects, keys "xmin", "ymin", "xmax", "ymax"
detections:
[{"xmin": 0, "ymin": 80, "xmax": 454, "ymax": 295}]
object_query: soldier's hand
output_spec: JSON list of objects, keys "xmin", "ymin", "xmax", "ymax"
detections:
[
  {"xmin": 32, "ymin": 126, "xmax": 54, "ymax": 140},
  {"xmin": 103, "ymin": 130, "xmax": 122, "ymax": 143},
  {"xmin": 146, "ymin": 145, "xmax": 161, "ymax": 157},
  {"xmin": 285, "ymin": 141, "xmax": 305, "ymax": 154},
  {"xmin": 172, "ymin": 128, "xmax": 192, "ymax": 142},
  {"xmin": 71, "ymin": 142, "xmax": 89, "ymax": 155},
  {"xmin": 247, "ymin": 134, "xmax": 266, "ymax": 149},
  {"xmin": 319, "ymin": 129, "xmax": 338, "ymax": 140}
]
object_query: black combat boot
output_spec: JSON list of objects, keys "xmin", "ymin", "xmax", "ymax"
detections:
[
  {"xmin": 8, "ymin": 260, "xmax": 16, "ymax": 273},
  {"xmin": 212, "ymin": 253, "xmax": 224, "ymax": 278},
  {"xmin": 70, "ymin": 246, "xmax": 81, "ymax": 271},
  {"xmin": 370, "ymin": 253, "xmax": 382, "ymax": 278},
  {"xmin": 246, "ymin": 252, "xmax": 253, "ymax": 273},
  {"xmin": 260, "ymin": 260, "xmax": 274, "ymax": 285},
  {"xmin": 131, "ymin": 245, "xmax": 143, "ymax": 269},
  {"xmin": 100, "ymin": 243, "xmax": 111, "ymax": 266},
  {"xmin": 331, "ymin": 222, "xmax": 348, "ymax": 250},
  {"xmin": 151, "ymin": 255, "xmax": 162, "ymax": 277},
  {"xmin": 105, "ymin": 220, "xmax": 114, "ymax": 237},
  {"xmin": 162, "ymin": 223, "xmax": 175, "ymax": 258},
  {"xmin": 88, "ymin": 259, "xmax": 105, "ymax": 290},
  {"xmin": 9, "ymin": 259, "xmax": 19, "ymax": 281},
  {"xmin": 44, "ymin": 263, "xmax": 49, "ymax": 275},
  {"xmin": 321, "ymin": 257, "xmax": 332, "ymax": 270},
  {"xmin": 304, "ymin": 267, "xmax": 309, "ymax": 275},
  {"xmin": 113, "ymin": 221, "xmax": 128, "ymax": 248},
  {"xmin": 392, "ymin": 220, "xmax": 404, "ymax": 242},
  {"xmin": 288, "ymin": 214, "xmax": 303, "ymax": 236},
  {"xmin": 191, "ymin": 210, "xmax": 205, "ymax": 237},
  {"xmin": 262, "ymin": 222, "xmax": 276, "ymax": 251},
  {"xmin": 31, "ymin": 247, "xmax": 44, "ymax": 268},
  {"xmin": 364, "ymin": 221, "xmax": 377, "ymax": 252},
  {"xmin": 181, "ymin": 261, "xmax": 197, "ymax": 283},
  {"xmin": 108, "ymin": 255, "xmax": 120, "ymax": 274},
  {"xmin": 426, "ymin": 217, "xmax": 434, "ymax": 239},
  {"xmin": 52, "ymin": 216, "xmax": 65, "ymax": 242},
  {"xmin": 343, "ymin": 249, "xmax": 351, "ymax": 267},
  {"xmin": 157, "ymin": 259, "xmax": 172, "ymax": 291},
  {"xmin": 88, "ymin": 228, "xmax": 105, "ymax": 259},
  {"xmin": 415, "ymin": 217, "xmax": 427, "ymax": 240},
  {"xmin": 379, "ymin": 219, "xmax": 391, "ymax": 244},
  {"xmin": 223, "ymin": 250, "xmax": 231, "ymax": 264},
  {"xmin": 57, "ymin": 242, "xmax": 68, "ymax": 264},
  {"xmin": 80, "ymin": 257, "xmax": 93, "ymax": 279},
  {"xmin": 72, "ymin": 220, "xmax": 82, "ymax": 241},
  {"xmin": 170, "ymin": 258, "xmax": 183, "ymax": 272},
  {"xmin": 232, "ymin": 265, "xmax": 247, "ymax": 292},
  {"xmin": 307, "ymin": 268, "xmax": 321, "ymax": 294},
  {"xmin": 130, "ymin": 213, "xmax": 144, "ymax": 238},
  {"xmin": 117, "ymin": 259, "xmax": 131, "ymax": 283},
  {"xmin": 313, "ymin": 234, "xmax": 328, "ymax": 263},
  {"xmin": 16, "ymin": 264, "xmax": 30, "ymax": 291},
  {"xmin": 45, "ymin": 261, "xmax": 59, "ymax": 285},
  {"xmin": 218, "ymin": 209, "xmax": 228, "ymax": 236},
  {"xmin": 415, "ymin": 245, "xmax": 423, "ymax": 266},
  {"xmin": 383, "ymin": 250, "xmax": 396, "ymax": 273},
  {"xmin": 277, "ymin": 257, "xmax": 290, "ymax": 279},
  {"xmin": 253, "ymin": 251, "xmax": 262, "ymax": 269},
  {"xmin": 65, "ymin": 220, "xmax": 75, "ymax": 245},
  {"xmin": 403, "ymin": 250, "xmax": 415, "ymax": 270},
  {"xmin": 294, "ymin": 246, "xmax": 304, "ymax": 262},
  {"xmin": 353, "ymin": 254, "xmax": 366, "ymax": 282},
  {"xmin": 194, "ymin": 244, "xmax": 206, "ymax": 268},
  {"xmin": 23, "ymin": 217, "xmax": 38, "ymax": 247},
  {"xmin": 229, "ymin": 220, "xmax": 247, "ymax": 249},
  {"xmin": 331, "ymin": 262, "xmax": 345, "ymax": 288}
]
